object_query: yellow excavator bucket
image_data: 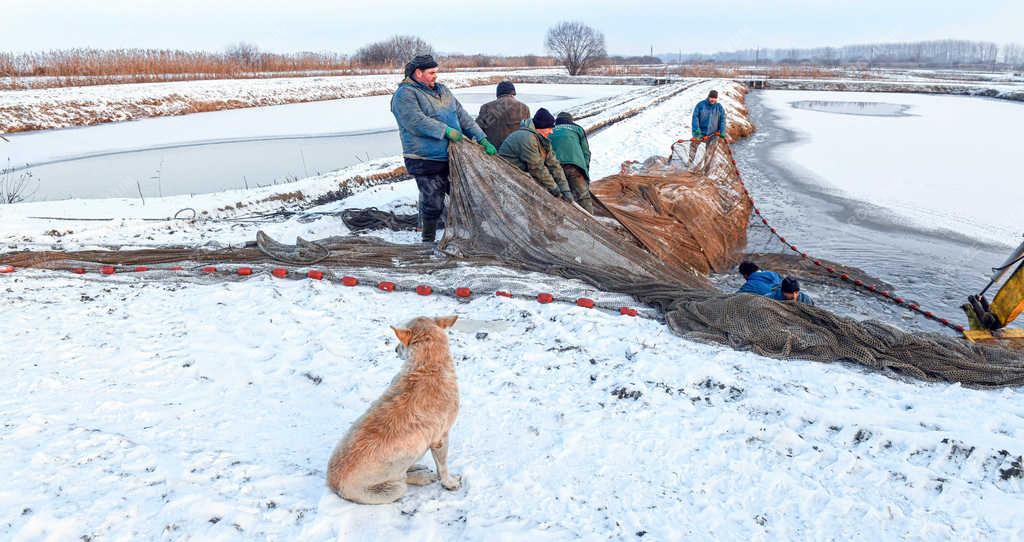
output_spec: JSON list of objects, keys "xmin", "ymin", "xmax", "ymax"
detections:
[
  {"xmin": 992, "ymin": 263, "xmax": 1024, "ymax": 328},
  {"xmin": 963, "ymin": 261, "xmax": 1024, "ymax": 343}
]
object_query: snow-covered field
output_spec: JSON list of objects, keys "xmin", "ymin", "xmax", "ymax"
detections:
[
  {"xmin": 759, "ymin": 89, "xmax": 1024, "ymax": 248},
  {"xmin": 4, "ymin": 78, "xmax": 1024, "ymax": 541},
  {"xmin": 0, "ymin": 68, "xmax": 566, "ymax": 133},
  {"xmin": 2, "ymin": 83, "xmax": 639, "ymax": 171}
]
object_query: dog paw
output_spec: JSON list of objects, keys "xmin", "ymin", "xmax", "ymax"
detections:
[{"xmin": 440, "ymin": 474, "xmax": 462, "ymax": 491}]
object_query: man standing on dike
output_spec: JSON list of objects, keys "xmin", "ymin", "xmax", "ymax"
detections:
[{"xmin": 391, "ymin": 54, "xmax": 497, "ymax": 243}]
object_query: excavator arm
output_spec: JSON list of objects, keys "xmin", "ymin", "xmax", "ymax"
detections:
[{"xmin": 963, "ymin": 238, "xmax": 1024, "ymax": 342}]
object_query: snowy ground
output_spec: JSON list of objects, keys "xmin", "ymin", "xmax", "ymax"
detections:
[
  {"xmin": 758, "ymin": 90, "xmax": 1024, "ymax": 248},
  {"xmin": 3, "ymin": 78, "xmax": 1024, "ymax": 541},
  {"xmin": 4, "ymin": 234, "xmax": 1024, "ymax": 542}
]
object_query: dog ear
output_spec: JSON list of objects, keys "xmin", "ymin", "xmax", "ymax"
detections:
[
  {"xmin": 391, "ymin": 326, "xmax": 413, "ymax": 346},
  {"xmin": 433, "ymin": 315, "xmax": 459, "ymax": 329}
]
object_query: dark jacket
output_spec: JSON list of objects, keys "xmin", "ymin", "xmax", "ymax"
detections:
[
  {"xmin": 498, "ymin": 119, "xmax": 571, "ymax": 196},
  {"xmin": 692, "ymin": 98, "xmax": 727, "ymax": 136},
  {"xmin": 769, "ymin": 285, "xmax": 815, "ymax": 306},
  {"xmin": 738, "ymin": 271, "xmax": 782, "ymax": 296},
  {"xmin": 390, "ymin": 77, "xmax": 486, "ymax": 163},
  {"xmin": 477, "ymin": 95, "xmax": 530, "ymax": 150},
  {"xmin": 549, "ymin": 122, "xmax": 592, "ymax": 179}
]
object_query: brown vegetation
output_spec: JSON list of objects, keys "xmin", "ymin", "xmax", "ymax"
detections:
[{"xmin": 0, "ymin": 46, "xmax": 557, "ymax": 91}]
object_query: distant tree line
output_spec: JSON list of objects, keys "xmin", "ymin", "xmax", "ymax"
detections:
[{"xmin": 674, "ymin": 39, "xmax": 1024, "ymax": 68}]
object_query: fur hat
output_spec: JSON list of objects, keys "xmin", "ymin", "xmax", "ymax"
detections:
[
  {"xmin": 781, "ymin": 276, "xmax": 801, "ymax": 294},
  {"xmin": 708, "ymin": 90, "xmax": 719, "ymax": 99},
  {"xmin": 555, "ymin": 111, "xmax": 574, "ymax": 125},
  {"xmin": 533, "ymin": 108, "xmax": 555, "ymax": 129}
]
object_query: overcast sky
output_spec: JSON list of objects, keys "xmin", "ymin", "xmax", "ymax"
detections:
[{"xmin": 3, "ymin": 0, "xmax": 1022, "ymax": 56}]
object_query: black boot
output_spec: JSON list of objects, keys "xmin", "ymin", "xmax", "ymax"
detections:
[{"xmin": 421, "ymin": 218, "xmax": 438, "ymax": 244}]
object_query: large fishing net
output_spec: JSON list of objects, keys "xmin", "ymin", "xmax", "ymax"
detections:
[{"xmin": 4, "ymin": 140, "xmax": 1023, "ymax": 387}]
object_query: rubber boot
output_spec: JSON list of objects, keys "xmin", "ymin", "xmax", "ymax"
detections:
[{"xmin": 421, "ymin": 218, "xmax": 438, "ymax": 244}]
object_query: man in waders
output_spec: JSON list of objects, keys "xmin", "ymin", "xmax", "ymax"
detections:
[{"xmin": 390, "ymin": 54, "xmax": 497, "ymax": 243}]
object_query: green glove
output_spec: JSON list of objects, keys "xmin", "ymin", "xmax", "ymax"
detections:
[
  {"xmin": 692, "ymin": 130, "xmax": 702, "ymax": 138},
  {"xmin": 719, "ymin": 133, "xmax": 728, "ymax": 140},
  {"xmin": 480, "ymin": 137, "xmax": 497, "ymax": 155},
  {"xmin": 444, "ymin": 127, "xmax": 463, "ymax": 142}
]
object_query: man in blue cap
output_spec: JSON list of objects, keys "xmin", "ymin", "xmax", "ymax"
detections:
[
  {"xmin": 391, "ymin": 54, "xmax": 497, "ymax": 243},
  {"xmin": 689, "ymin": 90, "xmax": 729, "ymax": 172}
]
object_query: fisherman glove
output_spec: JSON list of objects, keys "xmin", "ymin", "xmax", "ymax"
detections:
[
  {"xmin": 692, "ymin": 129, "xmax": 702, "ymax": 138},
  {"xmin": 480, "ymin": 138, "xmax": 497, "ymax": 155},
  {"xmin": 548, "ymin": 187, "xmax": 562, "ymax": 198},
  {"xmin": 719, "ymin": 133, "xmax": 729, "ymax": 140},
  {"xmin": 561, "ymin": 191, "xmax": 574, "ymax": 202},
  {"xmin": 444, "ymin": 127, "xmax": 463, "ymax": 142}
]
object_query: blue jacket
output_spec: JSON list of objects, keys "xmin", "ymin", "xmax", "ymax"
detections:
[
  {"xmin": 692, "ymin": 98, "xmax": 727, "ymax": 136},
  {"xmin": 738, "ymin": 271, "xmax": 782, "ymax": 296},
  {"xmin": 390, "ymin": 78, "xmax": 487, "ymax": 162},
  {"xmin": 769, "ymin": 286, "xmax": 815, "ymax": 306}
]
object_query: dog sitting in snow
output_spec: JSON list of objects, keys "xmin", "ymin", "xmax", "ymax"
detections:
[{"xmin": 327, "ymin": 315, "xmax": 461, "ymax": 504}]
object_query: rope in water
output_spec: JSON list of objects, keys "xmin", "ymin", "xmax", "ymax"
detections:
[{"xmin": 676, "ymin": 136, "xmax": 966, "ymax": 333}]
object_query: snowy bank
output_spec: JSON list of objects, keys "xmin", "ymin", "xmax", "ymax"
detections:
[{"xmin": 0, "ymin": 68, "xmax": 564, "ymax": 133}]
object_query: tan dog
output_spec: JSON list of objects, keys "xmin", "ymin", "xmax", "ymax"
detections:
[{"xmin": 327, "ymin": 315, "xmax": 461, "ymax": 504}]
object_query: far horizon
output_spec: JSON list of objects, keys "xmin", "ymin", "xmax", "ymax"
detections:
[{"xmin": 3, "ymin": 0, "xmax": 1022, "ymax": 56}]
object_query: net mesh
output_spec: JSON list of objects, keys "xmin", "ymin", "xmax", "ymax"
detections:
[{"xmin": 4, "ymin": 140, "xmax": 1023, "ymax": 387}]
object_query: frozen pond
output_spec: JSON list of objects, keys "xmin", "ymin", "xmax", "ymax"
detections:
[
  {"xmin": 790, "ymin": 100, "xmax": 912, "ymax": 117},
  {"xmin": 759, "ymin": 89, "xmax": 1023, "ymax": 248},
  {"xmin": 735, "ymin": 90, "xmax": 1022, "ymax": 333},
  {"xmin": 2, "ymin": 84, "xmax": 639, "ymax": 201}
]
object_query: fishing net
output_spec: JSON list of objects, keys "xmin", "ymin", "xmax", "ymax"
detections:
[
  {"xmin": 440, "ymin": 141, "xmax": 1024, "ymax": 387},
  {"xmin": 5, "ymin": 140, "xmax": 1023, "ymax": 387}
]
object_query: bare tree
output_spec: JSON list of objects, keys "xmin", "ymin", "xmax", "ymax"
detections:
[
  {"xmin": 0, "ymin": 163, "xmax": 37, "ymax": 204},
  {"xmin": 225, "ymin": 42, "xmax": 261, "ymax": 69},
  {"xmin": 545, "ymin": 21, "xmax": 606, "ymax": 76},
  {"xmin": 354, "ymin": 35, "xmax": 433, "ymax": 68}
]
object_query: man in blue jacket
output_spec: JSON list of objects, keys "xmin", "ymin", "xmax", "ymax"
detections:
[
  {"xmin": 689, "ymin": 90, "xmax": 729, "ymax": 172},
  {"xmin": 770, "ymin": 276, "xmax": 816, "ymax": 306},
  {"xmin": 390, "ymin": 54, "xmax": 497, "ymax": 243},
  {"xmin": 737, "ymin": 261, "xmax": 782, "ymax": 296}
]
